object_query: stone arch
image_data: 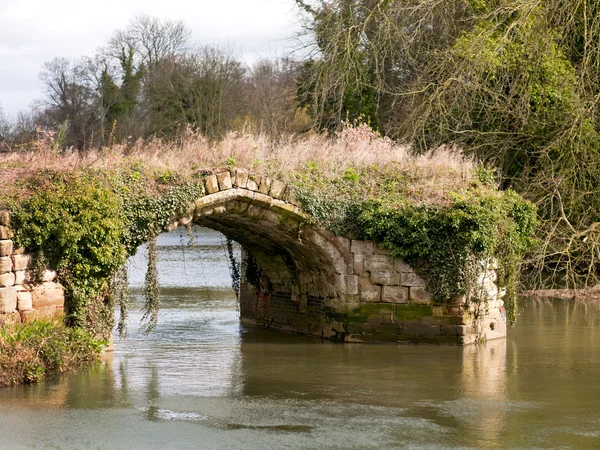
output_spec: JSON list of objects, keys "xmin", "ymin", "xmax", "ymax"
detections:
[{"xmin": 162, "ymin": 169, "xmax": 353, "ymax": 338}]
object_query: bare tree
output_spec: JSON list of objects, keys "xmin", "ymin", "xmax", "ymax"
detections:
[
  {"xmin": 39, "ymin": 57, "xmax": 98, "ymax": 148},
  {"xmin": 0, "ymin": 104, "xmax": 11, "ymax": 149},
  {"xmin": 109, "ymin": 15, "xmax": 191, "ymax": 68},
  {"xmin": 144, "ymin": 46, "xmax": 246, "ymax": 138},
  {"xmin": 246, "ymin": 58, "xmax": 307, "ymax": 136}
]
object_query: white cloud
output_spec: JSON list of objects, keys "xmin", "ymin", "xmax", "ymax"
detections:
[{"xmin": 0, "ymin": 0, "xmax": 302, "ymax": 117}]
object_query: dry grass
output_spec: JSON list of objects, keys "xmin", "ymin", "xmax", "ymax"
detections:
[{"xmin": 0, "ymin": 124, "xmax": 475, "ymax": 203}]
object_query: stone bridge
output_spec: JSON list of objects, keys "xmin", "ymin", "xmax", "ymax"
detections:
[{"xmin": 0, "ymin": 169, "xmax": 506, "ymax": 345}]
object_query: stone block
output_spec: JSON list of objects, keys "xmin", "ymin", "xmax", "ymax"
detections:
[
  {"xmin": 364, "ymin": 254, "xmax": 394, "ymax": 272},
  {"xmin": 232, "ymin": 168, "xmax": 249, "ymax": 188},
  {"xmin": 345, "ymin": 275, "xmax": 359, "ymax": 295},
  {"xmin": 258, "ymin": 176, "xmax": 271, "ymax": 194},
  {"xmin": 0, "ymin": 287, "xmax": 17, "ymax": 313},
  {"xmin": 14, "ymin": 270, "xmax": 27, "ymax": 285},
  {"xmin": 217, "ymin": 171, "xmax": 233, "ymax": 190},
  {"xmin": 12, "ymin": 247, "xmax": 24, "ymax": 255},
  {"xmin": 31, "ymin": 282, "xmax": 65, "ymax": 308},
  {"xmin": 0, "ymin": 211, "xmax": 10, "ymax": 226},
  {"xmin": 410, "ymin": 286, "xmax": 432, "ymax": 304},
  {"xmin": 246, "ymin": 177, "xmax": 259, "ymax": 191},
  {"xmin": 0, "ymin": 226, "xmax": 13, "ymax": 240},
  {"xmin": 270, "ymin": 180, "xmax": 286, "ymax": 199},
  {"xmin": 0, "ymin": 256, "xmax": 12, "ymax": 273},
  {"xmin": 381, "ymin": 286, "xmax": 408, "ymax": 303},
  {"xmin": 13, "ymin": 254, "xmax": 32, "ymax": 271},
  {"xmin": 204, "ymin": 174, "xmax": 219, "ymax": 194},
  {"xmin": 370, "ymin": 271, "xmax": 400, "ymax": 286},
  {"xmin": 0, "ymin": 240, "xmax": 12, "ymax": 257},
  {"xmin": 22, "ymin": 307, "xmax": 64, "ymax": 323},
  {"xmin": 17, "ymin": 291, "xmax": 32, "ymax": 311},
  {"xmin": 0, "ymin": 272, "xmax": 15, "ymax": 287},
  {"xmin": 351, "ymin": 240, "xmax": 374, "ymax": 255},
  {"xmin": 353, "ymin": 253, "xmax": 366, "ymax": 275},
  {"xmin": 401, "ymin": 271, "xmax": 426, "ymax": 287},
  {"xmin": 359, "ymin": 281, "xmax": 381, "ymax": 303}
]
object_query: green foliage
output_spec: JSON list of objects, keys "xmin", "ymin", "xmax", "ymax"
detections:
[
  {"xmin": 294, "ymin": 168, "xmax": 537, "ymax": 324},
  {"xmin": 11, "ymin": 175, "xmax": 126, "ymax": 334},
  {"xmin": 9, "ymin": 169, "xmax": 206, "ymax": 338},
  {"xmin": 0, "ymin": 320, "xmax": 105, "ymax": 387}
]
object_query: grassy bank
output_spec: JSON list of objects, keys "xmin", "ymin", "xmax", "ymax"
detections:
[{"xmin": 0, "ymin": 320, "xmax": 105, "ymax": 387}]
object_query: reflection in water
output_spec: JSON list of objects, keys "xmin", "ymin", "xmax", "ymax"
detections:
[{"xmin": 0, "ymin": 228, "xmax": 599, "ymax": 449}]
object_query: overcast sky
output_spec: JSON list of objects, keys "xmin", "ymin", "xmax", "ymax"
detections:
[{"xmin": 0, "ymin": 0, "xmax": 303, "ymax": 117}]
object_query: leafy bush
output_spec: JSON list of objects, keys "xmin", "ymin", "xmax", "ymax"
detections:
[{"xmin": 0, "ymin": 321, "xmax": 105, "ymax": 387}]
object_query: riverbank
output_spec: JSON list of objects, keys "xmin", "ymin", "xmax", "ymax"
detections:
[{"xmin": 0, "ymin": 320, "xmax": 105, "ymax": 387}]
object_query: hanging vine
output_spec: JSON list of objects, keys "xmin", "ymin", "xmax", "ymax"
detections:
[
  {"xmin": 141, "ymin": 236, "xmax": 160, "ymax": 333},
  {"xmin": 225, "ymin": 237, "xmax": 241, "ymax": 298},
  {"xmin": 112, "ymin": 263, "xmax": 130, "ymax": 338}
]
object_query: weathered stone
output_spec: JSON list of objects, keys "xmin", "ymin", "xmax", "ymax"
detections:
[
  {"xmin": 17, "ymin": 291, "xmax": 32, "ymax": 311},
  {"xmin": 364, "ymin": 254, "xmax": 394, "ymax": 272},
  {"xmin": 232, "ymin": 168, "xmax": 249, "ymax": 188},
  {"xmin": 0, "ymin": 287, "xmax": 17, "ymax": 313},
  {"xmin": 370, "ymin": 271, "xmax": 400, "ymax": 286},
  {"xmin": 351, "ymin": 240, "xmax": 374, "ymax": 255},
  {"xmin": 0, "ymin": 256, "xmax": 12, "ymax": 273},
  {"xmin": 12, "ymin": 246, "xmax": 24, "ymax": 255},
  {"xmin": 410, "ymin": 286, "xmax": 431, "ymax": 304},
  {"xmin": 0, "ymin": 272, "xmax": 15, "ymax": 287},
  {"xmin": 0, "ymin": 226, "xmax": 13, "ymax": 239},
  {"xmin": 353, "ymin": 253, "xmax": 366, "ymax": 275},
  {"xmin": 22, "ymin": 307, "xmax": 64, "ymax": 323},
  {"xmin": 217, "ymin": 171, "xmax": 233, "ymax": 190},
  {"xmin": 13, "ymin": 254, "xmax": 32, "ymax": 271},
  {"xmin": 0, "ymin": 240, "xmax": 12, "ymax": 256},
  {"xmin": 345, "ymin": 275, "xmax": 359, "ymax": 295},
  {"xmin": 204, "ymin": 174, "xmax": 219, "ymax": 194},
  {"xmin": 381, "ymin": 286, "xmax": 409, "ymax": 303},
  {"xmin": 359, "ymin": 280, "xmax": 381, "ymax": 303},
  {"xmin": 258, "ymin": 176, "xmax": 271, "ymax": 194},
  {"xmin": 401, "ymin": 271, "xmax": 426, "ymax": 287},
  {"xmin": 14, "ymin": 270, "xmax": 27, "ymax": 285},
  {"xmin": 31, "ymin": 282, "xmax": 65, "ymax": 308},
  {"xmin": 270, "ymin": 180, "xmax": 286, "ymax": 199},
  {"xmin": 0, "ymin": 211, "xmax": 10, "ymax": 226},
  {"xmin": 246, "ymin": 177, "xmax": 259, "ymax": 191}
]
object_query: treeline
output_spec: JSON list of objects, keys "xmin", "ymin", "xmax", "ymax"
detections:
[{"xmin": 0, "ymin": 15, "xmax": 310, "ymax": 149}]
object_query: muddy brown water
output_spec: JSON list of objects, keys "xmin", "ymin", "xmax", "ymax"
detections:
[{"xmin": 0, "ymin": 227, "xmax": 599, "ymax": 449}]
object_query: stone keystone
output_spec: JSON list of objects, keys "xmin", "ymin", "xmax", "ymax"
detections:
[{"xmin": 217, "ymin": 171, "xmax": 233, "ymax": 190}]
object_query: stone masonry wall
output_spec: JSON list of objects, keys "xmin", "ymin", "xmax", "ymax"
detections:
[{"xmin": 0, "ymin": 211, "xmax": 65, "ymax": 326}]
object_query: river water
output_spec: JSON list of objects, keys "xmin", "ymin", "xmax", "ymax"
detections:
[{"xmin": 1, "ymin": 227, "xmax": 600, "ymax": 449}]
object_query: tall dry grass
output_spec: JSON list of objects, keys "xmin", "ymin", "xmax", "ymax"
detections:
[{"xmin": 0, "ymin": 124, "xmax": 475, "ymax": 201}]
